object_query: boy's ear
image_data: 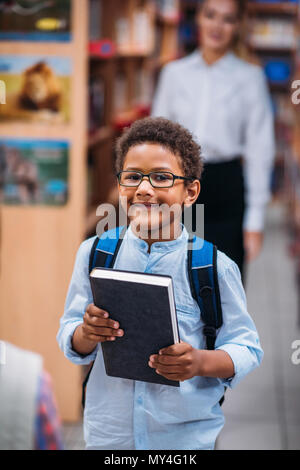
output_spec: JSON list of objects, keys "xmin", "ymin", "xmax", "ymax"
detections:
[{"xmin": 184, "ymin": 180, "xmax": 201, "ymax": 208}]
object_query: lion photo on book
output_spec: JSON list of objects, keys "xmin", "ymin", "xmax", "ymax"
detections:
[
  {"xmin": 18, "ymin": 61, "xmax": 62, "ymax": 113},
  {"xmin": 0, "ymin": 58, "xmax": 71, "ymax": 124}
]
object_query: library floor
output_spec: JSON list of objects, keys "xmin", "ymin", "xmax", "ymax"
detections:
[{"xmin": 61, "ymin": 202, "xmax": 300, "ymax": 450}]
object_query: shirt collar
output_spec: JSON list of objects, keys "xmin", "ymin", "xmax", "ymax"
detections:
[
  {"xmin": 125, "ymin": 224, "xmax": 190, "ymax": 253},
  {"xmin": 191, "ymin": 49, "xmax": 236, "ymax": 70}
]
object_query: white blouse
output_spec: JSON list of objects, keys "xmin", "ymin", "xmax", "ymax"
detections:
[{"xmin": 151, "ymin": 50, "xmax": 276, "ymax": 232}]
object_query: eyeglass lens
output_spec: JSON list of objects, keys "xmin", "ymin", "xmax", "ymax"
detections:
[{"xmin": 119, "ymin": 171, "xmax": 174, "ymax": 187}]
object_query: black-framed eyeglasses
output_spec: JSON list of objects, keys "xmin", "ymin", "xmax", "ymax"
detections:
[{"xmin": 117, "ymin": 171, "xmax": 194, "ymax": 188}]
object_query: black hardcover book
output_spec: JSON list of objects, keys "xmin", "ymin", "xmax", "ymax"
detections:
[{"xmin": 89, "ymin": 267, "xmax": 180, "ymax": 387}]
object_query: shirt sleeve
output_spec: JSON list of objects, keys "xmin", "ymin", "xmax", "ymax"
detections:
[
  {"xmin": 56, "ymin": 237, "xmax": 99, "ymax": 365},
  {"xmin": 215, "ymin": 253, "xmax": 264, "ymax": 389},
  {"xmin": 242, "ymin": 66, "xmax": 276, "ymax": 232},
  {"xmin": 35, "ymin": 370, "xmax": 64, "ymax": 450}
]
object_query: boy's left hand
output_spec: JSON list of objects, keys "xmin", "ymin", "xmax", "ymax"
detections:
[{"xmin": 148, "ymin": 341, "xmax": 201, "ymax": 382}]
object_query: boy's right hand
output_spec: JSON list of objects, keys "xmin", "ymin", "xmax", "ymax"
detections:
[
  {"xmin": 82, "ymin": 304, "xmax": 124, "ymax": 343},
  {"xmin": 72, "ymin": 304, "xmax": 124, "ymax": 356}
]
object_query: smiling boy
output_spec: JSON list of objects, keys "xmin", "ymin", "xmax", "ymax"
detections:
[
  {"xmin": 117, "ymin": 142, "xmax": 197, "ymax": 248},
  {"xmin": 57, "ymin": 117, "xmax": 263, "ymax": 450}
]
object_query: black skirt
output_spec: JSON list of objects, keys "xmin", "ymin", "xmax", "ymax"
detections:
[{"xmin": 192, "ymin": 158, "xmax": 245, "ymax": 278}]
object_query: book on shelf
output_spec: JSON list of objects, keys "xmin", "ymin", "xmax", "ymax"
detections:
[
  {"xmin": 132, "ymin": 8, "xmax": 155, "ymax": 55},
  {"xmin": 134, "ymin": 67, "xmax": 154, "ymax": 109},
  {"xmin": 156, "ymin": 0, "xmax": 180, "ymax": 22},
  {"xmin": 90, "ymin": 267, "xmax": 180, "ymax": 387},
  {"xmin": 88, "ymin": 74, "xmax": 105, "ymax": 134},
  {"xmin": 115, "ymin": 16, "xmax": 131, "ymax": 54},
  {"xmin": 249, "ymin": 18, "xmax": 297, "ymax": 50},
  {"xmin": 113, "ymin": 71, "xmax": 128, "ymax": 115},
  {"xmin": 89, "ymin": 0, "xmax": 102, "ymax": 41},
  {"xmin": 115, "ymin": 7, "xmax": 154, "ymax": 55}
]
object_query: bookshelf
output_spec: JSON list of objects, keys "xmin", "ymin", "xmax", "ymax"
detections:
[
  {"xmin": 1, "ymin": 0, "xmax": 299, "ymax": 422},
  {"xmin": 157, "ymin": 0, "xmax": 300, "ymax": 317},
  {"xmin": 0, "ymin": 0, "xmax": 88, "ymax": 421},
  {"xmin": 245, "ymin": 2, "xmax": 300, "ymax": 320},
  {"xmin": 87, "ymin": 0, "xmax": 300, "ymax": 312},
  {"xmin": 86, "ymin": 0, "xmax": 181, "ymax": 236},
  {"xmin": 247, "ymin": 2, "xmax": 299, "ymax": 16},
  {"xmin": 289, "ymin": 12, "xmax": 300, "ymax": 323}
]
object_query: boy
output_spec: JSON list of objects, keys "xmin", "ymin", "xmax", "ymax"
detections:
[{"xmin": 57, "ymin": 117, "xmax": 263, "ymax": 450}]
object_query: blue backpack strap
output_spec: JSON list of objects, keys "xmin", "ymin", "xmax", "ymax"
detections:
[
  {"xmin": 187, "ymin": 235, "xmax": 223, "ymax": 350},
  {"xmin": 89, "ymin": 225, "xmax": 127, "ymax": 273},
  {"xmin": 82, "ymin": 226, "xmax": 127, "ymax": 409}
]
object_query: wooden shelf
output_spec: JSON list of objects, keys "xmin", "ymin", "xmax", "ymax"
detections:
[
  {"xmin": 88, "ymin": 125, "xmax": 114, "ymax": 148},
  {"xmin": 113, "ymin": 106, "xmax": 150, "ymax": 131},
  {"xmin": 157, "ymin": 54, "xmax": 179, "ymax": 67},
  {"xmin": 269, "ymin": 82, "xmax": 292, "ymax": 93},
  {"xmin": 89, "ymin": 53, "xmax": 115, "ymax": 61},
  {"xmin": 90, "ymin": 51, "xmax": 150, "ymax": 61},
  {"xmin": 116, "ymin": 50, "xmax": 152, "ymax": 58},
  {"xmin": 249, "ymin": 45, "xmax": 297, "ymax": 54},
  {"xmin": 0, "ymin": 0, "xmax": 88, "ymax": 423},
  {"xmin": 156, "ymin": 13, "xmax": 180, "ymax": 26},
  {"xmin": 247, "ymin": 2, "xmax": 299, "ymax": 16},
  {"xmin": 87, "ymin": 0, "xmax": 178, "ymax": 210}
]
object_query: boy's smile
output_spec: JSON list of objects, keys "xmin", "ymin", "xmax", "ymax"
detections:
[{"xmin": 118, "ymin": 143, "xmax": 200, "ymax": 246}]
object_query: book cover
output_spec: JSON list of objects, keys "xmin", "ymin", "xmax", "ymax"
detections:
[
  {"xmin": 0, "ymin": 0, "xmax": 72, "ymax": 42},
  {"xmin": 0, "ymin": 138, "xmax": 68, "ymax": 206},
  {"xmin": 0, "ymin": 55, "xmax": 71, "ymax": 124},
  {"xmin": 90, "ymin": 268, "xmax": 180, "ymax": 387}
]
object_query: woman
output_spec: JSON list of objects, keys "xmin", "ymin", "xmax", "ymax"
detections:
[{"xmin": 152, "ymin": 0, "xmax": 275, "ymax": 279}]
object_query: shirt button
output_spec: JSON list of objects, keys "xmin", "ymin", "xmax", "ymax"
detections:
[{"xmin": 137, "ymin": 396, "xmax": 143, "ymax": 405}]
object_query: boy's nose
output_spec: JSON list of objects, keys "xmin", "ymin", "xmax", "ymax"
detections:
[{"xmin": 136, "ymin": 178, "xmax": 154, "ymax": 195}]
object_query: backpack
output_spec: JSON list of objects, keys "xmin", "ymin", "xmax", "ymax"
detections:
[{"xmin": 82, "ymin": 225, "xmax": 224, "ymax": 407}]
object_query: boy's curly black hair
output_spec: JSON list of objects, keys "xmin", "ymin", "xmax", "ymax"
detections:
[{"xmin": 115, "ymin": 117, "xmax": 203, "ymax": 182}]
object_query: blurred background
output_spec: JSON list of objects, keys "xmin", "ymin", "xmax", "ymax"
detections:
[{"xmin": 0, "ymin": 0, "xmax": 299, "ymax": 450}]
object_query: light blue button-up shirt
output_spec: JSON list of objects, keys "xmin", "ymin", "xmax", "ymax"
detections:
[{"xmin": 57, "ymin": 226, "xmax": 263, "ymax": 450}]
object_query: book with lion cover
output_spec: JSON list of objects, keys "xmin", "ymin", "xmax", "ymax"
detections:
[{"xmin": 0, "ymin": 55, "xmax": 71, "ymax": 124}]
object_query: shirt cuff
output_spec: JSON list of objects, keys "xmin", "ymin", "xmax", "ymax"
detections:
[
  {"xmin": 60, "ymin": 321, "xmax": 98, "ymax": 365},
  {"xmin": 243, "ymin": 205, "xmax": 265, "ymax": 232},
  {"xmin": 216, "ymin": 343, "xmax": 262, "ymax": 389}
]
